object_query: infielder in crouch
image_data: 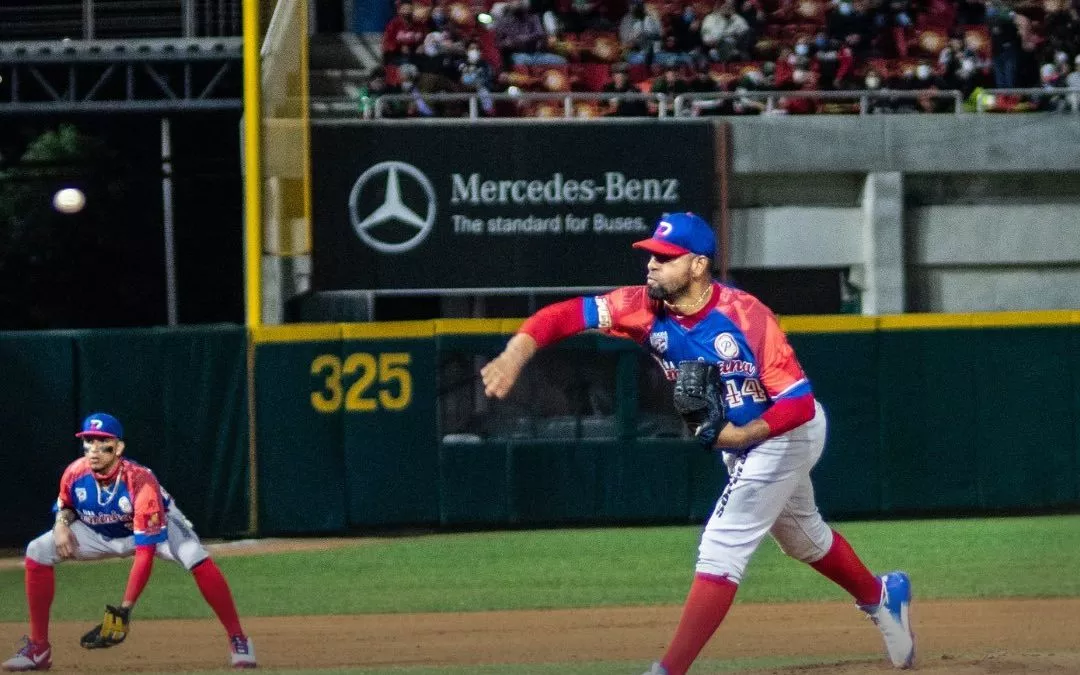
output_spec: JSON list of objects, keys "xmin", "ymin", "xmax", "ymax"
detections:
[
  {"xmin": 2, "ymin": 413, "xmax": 256, "ymax": 672},
  {"xmin": 481, "ymin": 213, "xmax": 915, "ymax": 674}
]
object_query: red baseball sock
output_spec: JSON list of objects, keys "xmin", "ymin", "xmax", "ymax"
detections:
[
  {"xmin": 660, "ymin": 573, "xmax": 738, "ymax": 675},
  {"xmin": 809, "ymin": 530, "xmax": 882, "ymax": 606},
  {"xmin": 191, "ymin": 559, "xmax": 245, "ymax": 636},
  {"xmin": 25, "ymin": 559, "xmax": 54, "ymax": 645}
]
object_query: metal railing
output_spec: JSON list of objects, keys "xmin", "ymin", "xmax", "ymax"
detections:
[
  {"xmin": 347, "ymin": 86, "xmax": 1080, "ymax": 120},
  {"xmin": 673, "ymin": 88, "xmax": 965, "ymax": 116},
  {"xmin": 371, "ymin": 91, "xmax": 671, "ymax": 120},
  {"xmin": 974, "ymin": 87, "xmax": 1080, "ymax": 113},
  {"xmin": 362, "ymin": 89, "xmax": 969, "ymax": 120}
]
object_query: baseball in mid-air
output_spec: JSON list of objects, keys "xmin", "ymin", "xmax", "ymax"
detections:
[{"xmin": 53, "ymin": 187, "xmax": 86, "ymax": 214}]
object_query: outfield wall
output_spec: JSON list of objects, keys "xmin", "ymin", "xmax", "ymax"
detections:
[
  {"xmin": 0, "ymin": 326, "xmax": 249, "ymax": 547},
  {"xmin": 3, "ymin": 316, "xmax": 1078, "ymax": 545}
]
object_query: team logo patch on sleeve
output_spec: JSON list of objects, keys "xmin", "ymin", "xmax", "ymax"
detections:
[
  {"xmin": 596, "ymin": 297, "xmax": 612, "ymax": 328},
  {"xmin": 714, "ymin": 333, "xmax": 740, "ymax": 359}
]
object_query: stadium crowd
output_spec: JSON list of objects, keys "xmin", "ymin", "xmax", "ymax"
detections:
[{"xmin": 366, "ymin": 0, "xmax": 1080, "ymax": 116}]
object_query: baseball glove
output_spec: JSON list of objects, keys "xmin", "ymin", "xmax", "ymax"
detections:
[
  {"xmin": 80, "ymin": 605, "xmax": 130, "ymax": 649},
  {"xmin": 673, "ymin": 360, "xmax": 727, "ymax": 451}
]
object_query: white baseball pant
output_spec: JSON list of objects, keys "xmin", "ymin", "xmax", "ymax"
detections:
[
  {"xmin": 26, "ymin": 504, "xmax": 210, "ymax": 571},
  {"xmin": 696, "ymin": 400, "xmax": 834, "ymax": 582}
]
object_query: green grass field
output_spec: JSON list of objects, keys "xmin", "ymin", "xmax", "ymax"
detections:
[
  {"xmin": 0, "ymin": 514, "xmax": 1078, "ymax": 623},
  {"xmin": 0, "ymin": 515, "xmax": 1077, "ymax": 673}
]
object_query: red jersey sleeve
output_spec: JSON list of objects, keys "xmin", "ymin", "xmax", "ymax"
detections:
[
  {"xmin": 520, "ymin": 286, "xmax": 659, "ymax": 348},
  {"xmin": 729, "ymin": 293, "xmax": 808, "ymax": 399},
  {"xmin": 125, "ymin": 465, "xmax": 168, "ymax": 546},
  {"xmin": 584, "ymin": 286, "xmax": 659, "ymax": 344}
]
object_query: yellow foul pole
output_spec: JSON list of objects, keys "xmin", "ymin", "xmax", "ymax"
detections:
[{"xmin": 242, "ymin": 0, "xmax": 262, "ymax": 329}]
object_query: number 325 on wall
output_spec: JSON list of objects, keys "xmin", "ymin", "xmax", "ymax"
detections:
[{"xmin": 310, "ymin": 353, "xmax": 412, "ymax": 413}]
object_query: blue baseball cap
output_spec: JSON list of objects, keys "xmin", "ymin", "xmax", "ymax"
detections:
[
  {"xmin": 76, "ymin": 412, "xmax": 123, "ymax": 440},
  {"xmin": 632, "ymin": 212, "xmax": 716, "ymax": 258}
]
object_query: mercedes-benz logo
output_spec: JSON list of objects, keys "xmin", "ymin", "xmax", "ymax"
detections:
[{"xmin": 348, "ymin": 160, "xmax": 437, "ymax": 254}]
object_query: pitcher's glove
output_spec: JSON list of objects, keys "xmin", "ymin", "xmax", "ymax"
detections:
[
  {"xmin": 673, "ymin": 360, "xmax": 727, "ymax": 451},
  {"xmin": 80, "ymin": 604, "xmax": 130, "ymax": 649}
]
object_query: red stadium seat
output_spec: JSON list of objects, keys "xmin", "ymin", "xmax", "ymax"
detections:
[
  {"xmin": 627, "ymin": 63, "xmax": 650, "ymax": 83},
  {"xmin": 572, "ymin": 63, "xmax": 612, "ymax": 91}
]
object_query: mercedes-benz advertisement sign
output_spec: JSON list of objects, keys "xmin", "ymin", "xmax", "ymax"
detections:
[{"xmin": 312, "ymin": 122, "xmax": 716, "ymax": 290}]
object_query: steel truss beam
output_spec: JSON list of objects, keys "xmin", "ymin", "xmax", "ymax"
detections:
[{"xmin": 0, "ymin": 38, "xmax": 242, "ymax": 113}]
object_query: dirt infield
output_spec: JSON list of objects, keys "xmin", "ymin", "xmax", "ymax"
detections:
[
  {"xmin": 3, "ymin": 598, "xmax": 1078, "ymax": 673},
  {"xmin": 2, "ymin": 541, "xmax": 1077, "ymax": 672}
]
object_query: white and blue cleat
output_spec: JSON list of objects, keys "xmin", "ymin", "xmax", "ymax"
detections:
[
  {"xmin": 859, "ymin": 571, "xmax": 915, "ymax": 669},
  {"xmin": 639, "ymin": 663, "xmax": 668, "ymax": 675}
]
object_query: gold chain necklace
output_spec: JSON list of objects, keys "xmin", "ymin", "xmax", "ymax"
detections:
[{"xmin": 666, "ymin": 284, "xmax": 712, "ymax": 314}]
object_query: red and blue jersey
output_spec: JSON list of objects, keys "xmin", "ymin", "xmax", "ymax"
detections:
[
  {"xmin": 55, "ymin": 457, "xmax": 169, "ymax": 545},
  {"xmin": 581, "ymin": 283, "xmax": 812, "ymax": 427}
]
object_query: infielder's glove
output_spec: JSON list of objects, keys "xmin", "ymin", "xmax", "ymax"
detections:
[
  {"xmin": 80, "ymin": 604, "xmax": 130, "ymax": 649},
  {"xmin": 673, "ymin": 360, "xmax": 727, "ymax": 451}
]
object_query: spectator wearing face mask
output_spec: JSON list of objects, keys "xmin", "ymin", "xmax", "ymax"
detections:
[
  {"xmin": 778, "ymin": 66, "xmax": 818, "ymax": 114},
  {"xmin": 862, "ymin": 68, "xmax": 896, "ymax": 114},
  {"xmin": 912, "ymin": 61, "xmax": 943, "ymax": 89},
  {"xmin": 942, "ymin": 55, "xmax": 988, "ymax": 100},
  {"xmin": 905, "ymin": 61, "xmax": 952, "ymax": 114},
  {"xmin": 417, "ymin": 29, "xmax": 465, "ymax": 79},
  {"xmin": 458, "ymin": 41, "xmax": 496, "ymax": 114},
  {"xmin": 1034, "ymin": 62, "xmax": 1069, "ymax": 112},
  {"xmin": 398, "ymin": 63, "xmax": 436, "ymax": 116},
  {"xmin": 792, "ymin": 37, "xmax": 812, "ymax": 61}
]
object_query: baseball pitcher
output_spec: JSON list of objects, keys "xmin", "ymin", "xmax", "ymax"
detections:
[
  {"xmin": 2, "ymin": 413, "xmax": 256, "ymax": 672},
  {"xmin": 482, "ymin": 213, "xmax": 915, "ymax": 674}
]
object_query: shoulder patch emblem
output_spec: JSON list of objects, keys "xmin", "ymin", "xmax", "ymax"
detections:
[{"xmin": 714, "ymin": 332, "xmax": 740, "ymax": 359}]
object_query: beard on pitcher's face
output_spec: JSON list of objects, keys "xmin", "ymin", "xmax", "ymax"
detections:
[{"xmin": 646, "ymin": 276, "xmax": 690, "ymax": 301}]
